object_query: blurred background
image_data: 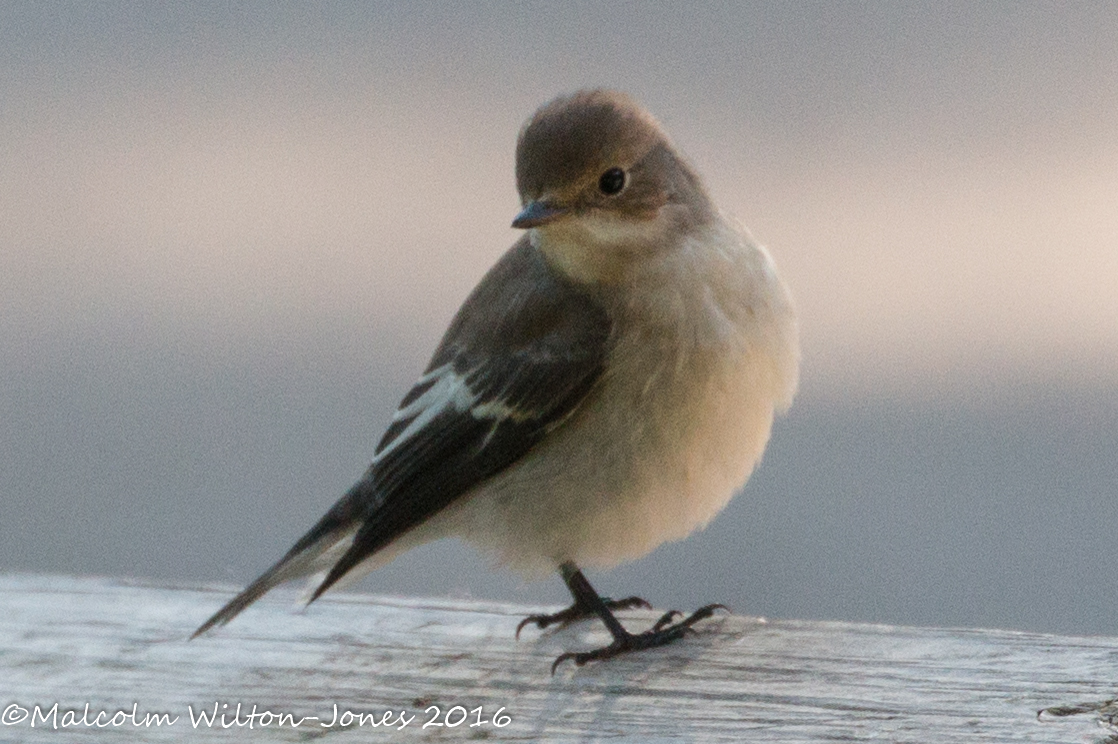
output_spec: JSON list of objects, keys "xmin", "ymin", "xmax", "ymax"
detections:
[{"xmin": 2, "ymin": 2, "xmax": 1116, "ymax": 636}]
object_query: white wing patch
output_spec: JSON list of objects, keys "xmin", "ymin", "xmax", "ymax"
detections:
[
  {"xmin": 469, "ymin": 399, "xmax": 540, "ymax": 423},
  {"xmin": 372, "ymin": 365, "xmax": 477, "ymax": 465},
  {"xmin": 374, "ymin": 361, "xmax": 553, "ymax": 469}
]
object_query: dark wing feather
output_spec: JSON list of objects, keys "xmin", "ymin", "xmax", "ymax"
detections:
[
  {"xmin": 309, "ymin": 236, "xmax": 611, "ymax": 599},
  {"xmin": 194, "ymin": 237, "xmax": 609, "ymax": 637}
]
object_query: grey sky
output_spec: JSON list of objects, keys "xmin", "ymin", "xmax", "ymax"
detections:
[{"xmin": 2, "ymin": 2, "xmax": 1116, "ymax": 635}]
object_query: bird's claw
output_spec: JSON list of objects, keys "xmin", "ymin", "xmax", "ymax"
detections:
[
  {"xmin": 550, "ymin": 603, "xmax": 730, "ymax": 674},
  {"xmin": 516, "ymin": 596, "xmax": 651, "ymax": 639}
]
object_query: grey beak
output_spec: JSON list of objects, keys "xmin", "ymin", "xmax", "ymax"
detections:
[{"xmin": 512, "ymin": 200, "xmax": 568, "ymax": 229}]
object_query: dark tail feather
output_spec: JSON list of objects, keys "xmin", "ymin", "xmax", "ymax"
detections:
[
  {"xmin": 191, "ymin": 559, "xmax": 297, "ymax": 639},
  {"xmin": 307, "ymin": 532, "xmax": 370, "ymax": 604},
  {"xmin": 191, "ymin": 524, "xmax": 359, "ymax": 639},
  {"xmin": 192, "ymin": 481, "xmax": 377, "ymax": 638}
]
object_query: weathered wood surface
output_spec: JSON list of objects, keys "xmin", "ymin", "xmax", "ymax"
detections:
[{"xmin": 1, "ymin": 573, "xmax": 1116, "ymax": 742}]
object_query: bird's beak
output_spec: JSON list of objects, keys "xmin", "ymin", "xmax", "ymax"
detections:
[{"xmin": 512, "ymin": 200, "xmax": 568, "ymax": 229}]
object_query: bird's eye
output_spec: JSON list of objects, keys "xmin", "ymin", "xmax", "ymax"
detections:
[{"xmin": 598, "ymin": 167, "xmax": 627, "ymax": 195}]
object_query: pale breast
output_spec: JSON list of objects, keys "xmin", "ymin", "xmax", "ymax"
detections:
[{"xmin": 448, "ymin": 223, "xmax": 799, "ymax": 577}]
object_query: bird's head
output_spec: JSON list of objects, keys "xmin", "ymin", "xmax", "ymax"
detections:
[{"xmin": 513, "ymin": 90, "xmax": 713, "ymax": 284}]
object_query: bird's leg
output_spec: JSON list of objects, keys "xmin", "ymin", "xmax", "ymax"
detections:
[
  {"xmin": 546, "ymin": 562, "xmax": 728, "ymax": 673},
  {"xmin": 516, "ymin": 562, "xmax": 650, "ymax": 638}
]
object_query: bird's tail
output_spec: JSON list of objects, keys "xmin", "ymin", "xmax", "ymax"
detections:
[
  {"xmin": 190, "ymin": 528, "xmax": 358, "ymax": 638},
  {"xmin": 190, "ymin": 486, "xmax": 369, "ymax": 639}
]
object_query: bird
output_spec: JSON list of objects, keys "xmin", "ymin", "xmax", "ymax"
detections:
[{"xmin": 192, "ymin": 89, "xmax": 799, "ymax": 672}]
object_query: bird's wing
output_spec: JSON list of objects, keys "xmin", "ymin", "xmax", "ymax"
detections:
[{"xmin": 193, "ymin": 237, "xmax": 610, "ymax": 635}]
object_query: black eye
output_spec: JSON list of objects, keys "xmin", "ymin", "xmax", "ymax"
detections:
[{"xmin": 598, "ymin": 167, "xmax": 627, "ymax": 195}]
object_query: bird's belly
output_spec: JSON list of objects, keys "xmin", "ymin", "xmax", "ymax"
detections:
[{"xmin": 451, "ymin": 339, "xmax": 783, "ymax": 578}]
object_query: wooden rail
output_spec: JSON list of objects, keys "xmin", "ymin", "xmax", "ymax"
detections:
[{"xmin": 1, "ymin": 573, "xmax": 1116, "ymax": 742}]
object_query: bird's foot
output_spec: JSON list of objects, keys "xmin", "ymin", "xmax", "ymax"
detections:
[
  {"xmin": 516, "ymin": 596, "xmax": 651, "ymax": 639},
  {"xmin": 550, "ymin": 603, "xmax": 728, "ymax": 674}
]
